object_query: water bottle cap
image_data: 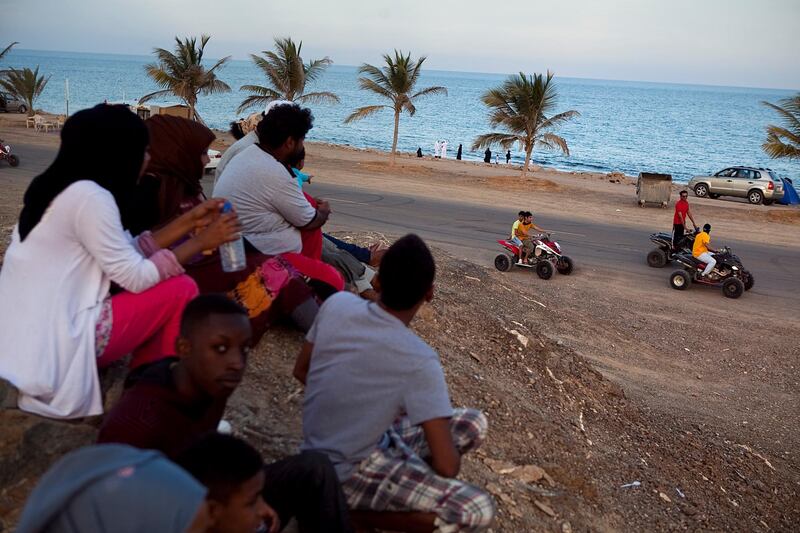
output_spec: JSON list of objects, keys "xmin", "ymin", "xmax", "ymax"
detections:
[{"xmin": 222, "ymin": 201, "xmax": 233, "ymax": 213}]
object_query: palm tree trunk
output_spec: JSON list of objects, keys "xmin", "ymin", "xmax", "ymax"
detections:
[
  {"xmin": 390, "ymin": 109, "xmax": 400, "ymax": 166},
  {"xmin": 522, "ymin": 140, "xmax": 534, "ymax": 178}
]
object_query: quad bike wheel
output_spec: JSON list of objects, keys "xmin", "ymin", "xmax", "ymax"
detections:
[
  {"xmin": 722, "ymin": 277, "xmax": 745, "ymax": 299},
  {"xmin": 646, "ymin": 248, "xmax": 668, "ymax": 268},
  {"xmin": 494, "ymin": 253, "xmax": 513, "ymax": 272},
  {"xmin": 669, "ymin": 270, "xmax": 690, "ymax": 290},
  {"xmin": 536, "ymin": 260, "xmax": 554, "ymax": 280},
  {"xmin": 742, "ymin": 271, "xmax": 754, "ymax": 291},
  {"xmin": 556, "ymin": 256, "xmax": 574, "ymax": 275},
  {"xmin": 8, "ymin": 154, "xmax": 19, "ymax": 167}
]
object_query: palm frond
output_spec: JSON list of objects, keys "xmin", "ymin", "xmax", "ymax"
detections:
[
  {"xmin": 142, "ymin": 35, "xmax": 229, "ymax": 120},
  {"xmin": 0, "ymin": 42, "xmax": 19, "ymax": 61},
  {"xmin": 244, "ymin": 38, "xmax": 336, "ymax": 104},
  {"xmin": 0, "ymin": 66, "xmax": 50, "ymax": 115},
  {"xmin": 471, "ymin": 132, "xmax": 522, "ymax": 151},
  {"xmin": 411, "ymin": 86, "xmax": 448, "ymax": 99},
  {"xmin": 344, "ymin": 105, "xmax": 387, "ymax": 124},
  {"xmin": 537, "ymin": 132, "xmax": 570, "ymax": 155},
  {"xmin": 138, "ymin": 89, "xmax": 174, "ymax": 104},
  {"xmin": 296, "ymin": 91, "xmax": 340, "ymax": 104},
  {"xmin": 761, "ymin": 94, "xmax": 800, "ymax": 160}
]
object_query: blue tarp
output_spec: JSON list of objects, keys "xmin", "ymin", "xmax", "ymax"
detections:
[{"xmin": 779, "ymin": 178, "xmax": 800, "ymax": 205}]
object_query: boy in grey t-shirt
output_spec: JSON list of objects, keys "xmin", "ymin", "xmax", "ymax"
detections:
[{"xmin": 295, "ymin": 235, "xmax": 494, "ymax": 532}]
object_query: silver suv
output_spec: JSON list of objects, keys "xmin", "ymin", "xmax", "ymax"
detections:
[
  {"xmin": 0, "ymin": 91, "xmax": 27, "ymax": 114},
  {"xmin": 688, "ymin": 167, "xmax": 784, "ymax": 205}
]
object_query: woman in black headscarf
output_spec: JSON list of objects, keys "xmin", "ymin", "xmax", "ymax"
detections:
[{"xmin": 0, "ymin": 104, "xmax": 241, "ymax": 419}]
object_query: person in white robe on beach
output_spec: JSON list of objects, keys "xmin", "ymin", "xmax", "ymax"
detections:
[
  {"xmin": 441, "ymin": 140, "xmax": 448, "ymax": 159},
  {"xmin": 433, "ymin": 140, "xmax": 441, "ymax": 158}
]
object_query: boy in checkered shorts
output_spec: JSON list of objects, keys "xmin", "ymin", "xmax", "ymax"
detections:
[{"xmin": 294, "ymin": 234, "xmax": 494, "ymax": 532}]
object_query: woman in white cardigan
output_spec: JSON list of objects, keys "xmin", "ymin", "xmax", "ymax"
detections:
[{"xmin": 0, "ymin": 105, "xmax": 241, "ymax": 419}]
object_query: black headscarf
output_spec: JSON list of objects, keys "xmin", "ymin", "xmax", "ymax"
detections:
[{"xmin": 18, "ymin": 104, "xmax": 149, "ymax": 241}]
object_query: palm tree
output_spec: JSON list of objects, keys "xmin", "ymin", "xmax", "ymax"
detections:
[
  {"xmin": 762, "ymin": 94, "xmax": 800, "ymax": 160},
  {"xmin": 472, "ymin": 71, "xmax": 579, "ymax": 177},
  {"xmin": 0, "ymin": 66, "xmax": 49, "ymax": 116},
  {"xmin": 140, "ymin": 35, "xmax": 230, "ymax": 123},
  {"xmin": 345, "ymin": 51, "xmax": 447, "ymax": 164},
  {"xmin": 238, "ymin": 37, "xmax": 339, "ymax": 113},
  {"xmin": 0, "ymin": 42, "xmax": 18, "ymax": 61}
]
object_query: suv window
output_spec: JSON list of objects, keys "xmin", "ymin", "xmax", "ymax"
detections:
[
  {"xmin": 734, "ymin": 169, "xmax": 752, "ymax": 179},
  {"xmin": 752, "ymin": 171, "xmax": 761, "ymax": 179},
  {"xmin": 716, "ymin": 168, "xmax": 735, "ymax": 177},
  {"xmin": 768, "ymin": 171, "xmax": 781, "ymax": 181}
]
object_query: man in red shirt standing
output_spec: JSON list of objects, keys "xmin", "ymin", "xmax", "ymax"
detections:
[{"xmin": 673, "ymin": 190, "xmax": 697, "ymax": 250}]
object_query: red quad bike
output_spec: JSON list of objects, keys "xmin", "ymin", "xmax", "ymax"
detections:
[
  {"xmin": 0, "ymin": 140, "xmax": 20, "ymax": 167},
  {"xmin": 494, "ymin": 233, "xmax": 574, "ymax": 279}
]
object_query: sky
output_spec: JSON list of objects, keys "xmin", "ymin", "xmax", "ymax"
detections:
[{"xmin": 2, "ymin": 0, "xmax": 799, "ymax": 89}]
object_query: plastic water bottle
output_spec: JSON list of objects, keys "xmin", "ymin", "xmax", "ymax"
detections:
[{"xmin": 219, "ymin": 201, "xmax": 246, "ymax": 272}]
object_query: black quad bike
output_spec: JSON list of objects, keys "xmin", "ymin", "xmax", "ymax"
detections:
[
  {"xmin": 668, "ymin": 247, "xmax": 754, "ymax": 299},
  {"xmin": 646, "ymin": 228, "xmax": 698, "ymax": 268}
]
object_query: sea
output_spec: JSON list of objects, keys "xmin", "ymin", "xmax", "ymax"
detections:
[{"xmin": 4, "ymin": 49, "xmax": 799, "ymax": 183}]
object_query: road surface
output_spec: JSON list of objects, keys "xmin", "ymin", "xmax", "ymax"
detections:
[{"xmin": 5, "ymin": 140, "xmax": 799, "ymax": 315}]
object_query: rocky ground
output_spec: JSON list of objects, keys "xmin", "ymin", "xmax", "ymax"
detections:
[
  {"xmin": 1, "ymin": 233, "xmax": 797, "ymax": 531},
  {"xmin": 0, "ymin": 115, "xmax": 798, "ymax": 531}
]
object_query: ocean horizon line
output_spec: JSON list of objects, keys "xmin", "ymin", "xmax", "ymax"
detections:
[{"xmin": 8, "ymin": 47, "xmax": 799, "ymax": 94}]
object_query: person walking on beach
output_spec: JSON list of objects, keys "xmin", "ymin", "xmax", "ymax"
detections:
[
  {"xmin": 456, "ymin": 144, "xmax": 462, "ymax": 160},
  {"xmin": 506, "ymin": 150, "xmax": 511, "ymax": 164},
  {"xmin": 416, "ymin": 147, "xmax": 423, "ymax": 158},
  {"xmin": 673, "ymin": 190, "xmax": 697, "ymax": 251},
  {"xmin": 433, "ymin": 140, "xmax": 441, "ymax": 159},
  {"xmin": 441, "ymin": 140, "xmax": 448, "ymax": 159},
  {"xmin": 484, "ymin": 147, "xmax": 492, "ymax": 163}
]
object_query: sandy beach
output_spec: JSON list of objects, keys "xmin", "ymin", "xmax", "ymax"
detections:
[{"xmin": 1, "ymin": 114, "xmax": 799, "ymax": 530}]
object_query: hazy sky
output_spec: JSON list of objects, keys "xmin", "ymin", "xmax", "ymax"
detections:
[{"xmin": 2, "ymin": 0, "xmax": 798, "ymax": 89}]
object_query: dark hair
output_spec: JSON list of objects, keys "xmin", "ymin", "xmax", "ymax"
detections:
[
  {"xmin": 256, "ymin": 104, "xmax": 313, "ymax": 149},
  {"xmin": 703, "ymin": 223, "xmax": 711, "ymax": 232},
  {"xmin": 517, "ymin": 211, "xmax": 525, "ymax": 217},
  {"xmin": 176, "ymin": 433, "xmax": 264, "ymax": 503},
  {"xmin": 524, "ymin": 211, "xmax": 533, "ymax": 217},
  {"xmin": 378, "ymin": 234, "xmax": 436, "ymax": 311},
  {"xmin": 180, "ymin": 294, "xmax": 248, "ymax": 337},
  {"xmin": 680, "ymin": 190, "xmax": 689, "ymax": 196},
  {"xmin": 229, "ymin": 120, "xmax": 245, "ymax": 140},
  {"xmin": 18, "ymin": 104, "xmax": 149, "ymax": 240}
]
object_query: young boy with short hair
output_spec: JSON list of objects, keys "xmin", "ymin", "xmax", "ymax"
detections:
[
  {"xmin": 510, "ymin": 211, "xmax": 525, "ymax": 247},
  {"xmin": 98, "ymin": 294, "xmax": 354, "ymax": 533},
  {"xmin": 295, "ymin": 234, "xmax": 494, "ymax": 532},
  {"xmin": 177, "ymin": 433, "xmax": 280, "ymax": 533}
]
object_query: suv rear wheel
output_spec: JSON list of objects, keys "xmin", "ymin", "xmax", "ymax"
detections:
[
  {"xmin": 18, "ymin": 105, "xmax": 27, "ymax": 114},
  {"xmin": 747, "ymin": 189, "xmax": 763, "ymax": 205},
  {"xmin": 694, "ymin": 183, "xmax": 709, "ymax": 198}
]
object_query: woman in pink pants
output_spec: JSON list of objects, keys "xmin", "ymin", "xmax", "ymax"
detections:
[{"xmin": 0, "ymin": 105, "xmax": 241, "ymax": 419}]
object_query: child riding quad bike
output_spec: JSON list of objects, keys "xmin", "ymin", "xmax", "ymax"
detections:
[
  {"xmin": 494, "ymin": 233, "xmax": 574, "ymax": 280},
  {"xmin": 0, "ymin": 140, "xmax": 20, "ymax": 167}
]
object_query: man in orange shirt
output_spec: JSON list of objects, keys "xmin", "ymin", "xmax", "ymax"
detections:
[{"xmin": 692, "ymin": 223, "xmax": 717, "ymax": 276}]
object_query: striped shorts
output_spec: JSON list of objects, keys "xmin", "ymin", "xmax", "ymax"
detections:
[{"xmin": 342, "ymin": 408, "xmax": 495, "ymax": 532}]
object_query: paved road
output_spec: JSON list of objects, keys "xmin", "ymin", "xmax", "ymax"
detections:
[
  {"xmin": 307, "ymin": 182, "xmax": 800, "ymax": 314},
  {"xmin": 5, "ymin": 141, "xmax": 799, "ymax": 314}
]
